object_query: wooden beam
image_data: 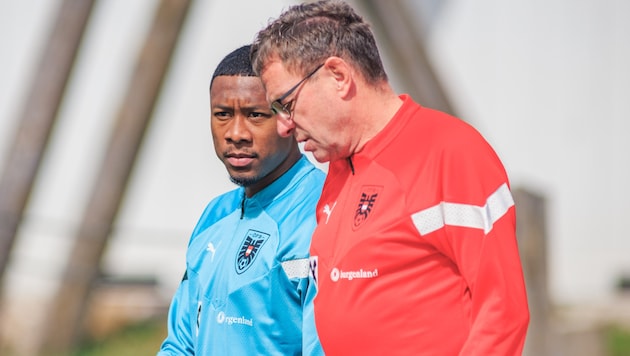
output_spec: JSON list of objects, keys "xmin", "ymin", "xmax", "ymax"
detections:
[
  {"xmin": 0, "ymin": 0, "xmax": 96, "ymax": 295},
  {"xmin": 37, "ymin": 0, "xmax": 192, "ymax": 353},
  {"xmin": 359, "ymin": 0, "xmax": 456, "ymax": 116},
  {"xmin": 513, "ymin": 187, "xmax": 552, "ymax": 355}
]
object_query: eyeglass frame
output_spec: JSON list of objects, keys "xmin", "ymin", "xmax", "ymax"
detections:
[{"xmin": 270, "ymin": 63, "xmax": 324, "ymax": 119}]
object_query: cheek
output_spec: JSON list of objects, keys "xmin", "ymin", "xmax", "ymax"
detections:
[
  {"xmin": 210, "ymin": 127, "xmax": 224, "ymax": 153},
  {"xmin": 210, "ymin": 127, "xmax": 218, "ymax": 140},
  {"xmin": 261, "ymin": 134, "xmax": 294, "ymax": 159},
  {"xmin": 210, "ymin": 122, "xmax": 220, "ymax": 140}
]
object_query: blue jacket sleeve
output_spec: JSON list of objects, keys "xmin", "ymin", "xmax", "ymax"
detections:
[
  {"xmin": 158, "ymin": 196, "xmax": 234, "ymax": 355},
  {"xmin": 157, "ymin": 273, "xmax": 195, "ymax": 355},
  {"xmin": 301, "ymin": 273, "xmax": 324, "ymax": 356}
]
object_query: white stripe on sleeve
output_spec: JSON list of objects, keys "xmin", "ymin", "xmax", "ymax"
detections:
[
  {"xmin": 281, "ymin": 258, "xmax": 310, "ymax": 279},
  {"xmin": 411, "ymin": 183, "xmax": 514, "ymax": 236}
]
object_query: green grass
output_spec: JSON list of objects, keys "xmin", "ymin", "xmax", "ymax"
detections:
[
  {"xmin": 73, "ymin": 318, "xmax": 167, "ymax": 356},
  {"xmin": 61, "ymin": 318, "xmax": 630, "ymax": 356},
  {"xmin": 606, "ymin": 325, "xmax": 630, "ymax": 356}
]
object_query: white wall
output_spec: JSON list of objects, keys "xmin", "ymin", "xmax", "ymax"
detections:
[{"xmin": 428, "ymin": 0, "xmax": 630, "ymax": 304}]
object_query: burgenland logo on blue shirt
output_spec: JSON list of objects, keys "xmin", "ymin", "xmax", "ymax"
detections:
[{"xmin": 235, "ymin": 229, "xmax": 269, "ymax": 274}]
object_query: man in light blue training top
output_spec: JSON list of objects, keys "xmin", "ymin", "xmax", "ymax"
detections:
[{"xmin": 158, "ymin": 45, "xmax": 325, "ymax": 355}]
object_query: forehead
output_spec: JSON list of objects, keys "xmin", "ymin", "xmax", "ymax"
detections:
[
  {"xmin": 210, "ymin": 75, "xmax": 266, "ymax": 102},
  {"xmin": 260, "ymin": 59, "xmax": 299, "ymax": 100}
]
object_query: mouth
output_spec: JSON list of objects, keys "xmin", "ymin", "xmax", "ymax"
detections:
[
  {"xmin": 225, "ymin": 152, "xmax": 256, "ymax": 168},
  {"xmin": 299, "ymin": 138, "xmax": 315, "ymax": 152},
  {"xmin": 296, "ymin": 134, "xmax": 309, "ymax": 145}
]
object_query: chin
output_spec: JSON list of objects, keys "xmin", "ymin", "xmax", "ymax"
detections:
[
  {"xmin": 230, "ymin": 175, "xmax": 261, "ymax": 187},
  {"xmin": 311, "ymin": 151, "xmax": 331, "ymax": 163},
  {"xmin": 313, "ymin": 156, "xmax": 328, "ymax": 164}
]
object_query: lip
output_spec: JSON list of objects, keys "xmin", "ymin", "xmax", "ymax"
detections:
[
  {"xmin": 296, "ymin": 133, "xmax": 309, "ymax": 145},
  {"xmin": 227, "ymin": 157, "xmax": 254, "ymax": 167},
  {"xmin": 225, "ymin": 153, "xmax": 255, "ymax": 167},
  {"xmin": 301, "ymin": 139, "xmax": 315, "ymax": 152}
]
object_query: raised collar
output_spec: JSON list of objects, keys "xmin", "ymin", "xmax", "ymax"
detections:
[{"xmin": 240, "ymin": 154, "xmax": 312, "ymax": 214}]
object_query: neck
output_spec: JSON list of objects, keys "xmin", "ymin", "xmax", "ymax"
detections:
[
  {"xmin": 244, "ymin": 145, "xmax": 301, "ymax": 198},
  {"xmin": 352, "ymin": 84, "xmax": 402, "ymax": 153}
]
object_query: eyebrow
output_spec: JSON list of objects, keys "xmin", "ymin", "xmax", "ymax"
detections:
[{"xmin": 212, "ymin": 104, "xmax": 270, "ymax": 112}]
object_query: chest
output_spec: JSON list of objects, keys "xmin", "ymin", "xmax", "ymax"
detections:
[
  {"xmin": 187, "ymin": 211, "xmax": 280, "ymax": 296},
  {"xmin": 312, "ymin": 161, "xmax": 438, "ymax": 269}
]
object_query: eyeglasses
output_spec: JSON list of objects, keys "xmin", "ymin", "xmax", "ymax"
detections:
[{"xmin": 270, "ymin": 63, "xmax": 324, "ymax": 119}]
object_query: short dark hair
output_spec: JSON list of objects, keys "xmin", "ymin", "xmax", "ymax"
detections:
[
  {"xmin": 210, "ymin": 45, "xmax": 256, "ymax": 88},
  {"xmin": 250, "ymin": 0, "xmax": 387, "ymax": 84}
]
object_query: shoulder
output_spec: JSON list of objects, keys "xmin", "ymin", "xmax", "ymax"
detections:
[
  {"xmin": 191, "ymin": 188, "xmax": 242, "ymax": 237},
  {"xmin": 284, "ymin": 156, "xmax": 325, "ymax": 198}
]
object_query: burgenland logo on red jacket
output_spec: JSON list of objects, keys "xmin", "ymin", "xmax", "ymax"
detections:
[{"xmin": 353, "ymin": 185, "xmax": 382, "ymax": 230}]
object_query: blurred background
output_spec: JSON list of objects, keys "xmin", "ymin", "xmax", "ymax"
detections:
[{"xmin": 0, "ymin": 0, "xmax": 629, "ymax": 355}]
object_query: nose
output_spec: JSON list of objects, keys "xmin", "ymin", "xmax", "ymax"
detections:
[
  {"xmin": 276, "ymin": 115, "xmax": 295, "ymax": 138},
  {"xmin": 225, "ymin": 116, "xmax": 252, "ymax": 142}
]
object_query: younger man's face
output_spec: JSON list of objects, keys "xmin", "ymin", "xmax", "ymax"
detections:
[{"xmin": 210, "ymin": 75, "xmax": 297, "ymax": 194}]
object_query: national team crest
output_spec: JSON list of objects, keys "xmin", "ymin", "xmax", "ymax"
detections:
[
  {"xmin": 235, "ymin": 229, "xmax": 269, "ymax": 274},
  {"xmin": 353, "ymin": 185, "xmax": 383, "ymax": 230}
]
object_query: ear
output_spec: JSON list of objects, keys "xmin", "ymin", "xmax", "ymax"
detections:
[{"xmin": 324, "ymin": 56, "xmax": 352, "ymax": 95}]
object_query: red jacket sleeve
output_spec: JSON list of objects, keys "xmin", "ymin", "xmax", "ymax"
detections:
[{"xmin": 431, "ymin": 132, "xmax": 530, "ymax": 355}]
